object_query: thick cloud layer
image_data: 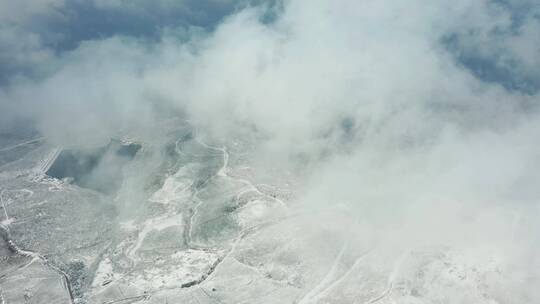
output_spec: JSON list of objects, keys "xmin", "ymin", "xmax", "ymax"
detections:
[{"xmin": 1, "ymin": 0, "xmax": 540, "ymax": 301}]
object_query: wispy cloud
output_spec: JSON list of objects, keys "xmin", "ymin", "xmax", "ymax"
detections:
[{"xmin": 1, "ymin": 0, "xmax": 539, "ymax": 301}]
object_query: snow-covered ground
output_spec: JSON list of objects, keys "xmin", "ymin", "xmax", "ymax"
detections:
[{"xmin": 0, "ymin": 126, "xmax": 534, "ymax": 304}]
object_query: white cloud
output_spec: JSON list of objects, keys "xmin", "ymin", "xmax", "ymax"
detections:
[{"xmin": 1, "ymin": 1, "xmax": 540, "ymax": 299}]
